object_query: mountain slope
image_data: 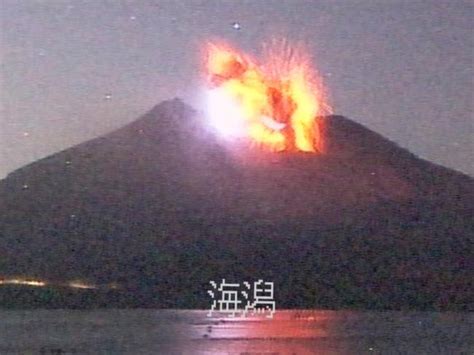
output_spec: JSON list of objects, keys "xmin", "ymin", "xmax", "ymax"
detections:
[{"xmin": 0, "ymin": 99, "xmax": 472, "ymax": 310}]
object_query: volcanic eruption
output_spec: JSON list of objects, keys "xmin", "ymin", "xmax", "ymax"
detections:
[
  {"xmin": 0, "ymin": 40, "xmax": 472, "ymax": 311},
  {"xmin": 205, "ymin": 40, "xmax": 331, "ymax": 153}
]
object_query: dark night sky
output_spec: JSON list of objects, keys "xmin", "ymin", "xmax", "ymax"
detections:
[{"xmin": 1, "ymin": 0, "xmax": 473, "ymax": 178}]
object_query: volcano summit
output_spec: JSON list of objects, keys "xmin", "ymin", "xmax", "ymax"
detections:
[{"xmin": 0, "ymin": 99, "xmax": 472, "ymax": 310}]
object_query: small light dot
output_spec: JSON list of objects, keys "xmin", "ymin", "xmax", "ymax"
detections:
[
  {"xmin": 232, "ymin": 22, "xmax": 241, "ymax": 30},
  {"xmin": 65, "ymin": 160, "xmax": 71, "ymax": 165},
  {"xmin": 370, "ymin": 172, "xmax": 376, "ymax": 175},
  {"xmin": 23, "ymin": 132, "xmax": 30, "ymax": 137},
  {"xmin": 22, "ymin": 184, "xmax": 29, "ymax": 189},
  {"xmin": 104, "ymin": 93, "xmax": 112, "ymax": 100},
  {"xmin": 70, "ymin": 214, "xmax": 76, "ymax": 219},
  {"xmin": 130, "ymin": 15, "xmax": 136, "ymax": 20}
]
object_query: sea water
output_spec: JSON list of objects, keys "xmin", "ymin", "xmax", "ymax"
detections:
[{"xmin": 0, "ymin": 309, "xmax": 472, "ymax": 354}]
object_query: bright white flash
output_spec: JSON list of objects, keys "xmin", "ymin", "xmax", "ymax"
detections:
[
  {"xmin": 207, "ymin": 88, "xmax": 246, "ymax": 138},
  {"xmin": 261, "ymin": 115, "xmax": 286, "ymax": 131}
]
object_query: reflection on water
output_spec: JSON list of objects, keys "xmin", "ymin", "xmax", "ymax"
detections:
[
  {"xmin": 0, "ymin": 309, "xmax": 471, "ymax": 354},
  {"xmin": 195, "ymin": 310, "xmax": 331, "ymax": 340}
]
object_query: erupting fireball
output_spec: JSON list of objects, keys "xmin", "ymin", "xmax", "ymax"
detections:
[{"xmin": 205, "ymin": 40, "xmax": 331, "ymax": 153}]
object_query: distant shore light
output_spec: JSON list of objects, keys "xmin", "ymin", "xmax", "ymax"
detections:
[{"xmin": 0, "ymin": 278, "xmax": 46, "ymax": 287}]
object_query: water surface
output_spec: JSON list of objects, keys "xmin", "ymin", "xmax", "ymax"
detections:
[{"xmin": 0, "ymin": 309, "xmax": 472, "ymax": 354}]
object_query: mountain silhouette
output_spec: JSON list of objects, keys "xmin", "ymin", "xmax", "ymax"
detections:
[{"xmin": 0, "ymin": 98, "xmax": 472, "ymax": 310}]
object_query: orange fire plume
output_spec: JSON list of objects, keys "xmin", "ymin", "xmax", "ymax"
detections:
[{"xmin": 205, "ymin": 39, "xmax": 331, "ymax": 153}]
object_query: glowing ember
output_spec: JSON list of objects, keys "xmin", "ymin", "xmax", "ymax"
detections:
[{"xmin": 205, "ymin": 39, "xmax": 331, "ymax": 152}]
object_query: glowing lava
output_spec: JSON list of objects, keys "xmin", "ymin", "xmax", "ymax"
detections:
[{"xmin": 205, "ymin": 40, "xmax": 331, "ymax": 152}]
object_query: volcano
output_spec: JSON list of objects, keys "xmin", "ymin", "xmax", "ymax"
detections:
[{"xmin": 0, "ymin": 99, "xmax": 472, "ymax": 310}]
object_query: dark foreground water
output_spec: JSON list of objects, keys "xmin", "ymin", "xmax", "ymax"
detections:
[{"xmin": 0, "ymin": 310, "xmax": 472, "ymax": 354}]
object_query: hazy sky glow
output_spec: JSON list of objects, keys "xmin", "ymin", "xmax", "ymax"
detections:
[{"xmin": 2, "ymin": 0, "xmax": 473, "ymax": 178}]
